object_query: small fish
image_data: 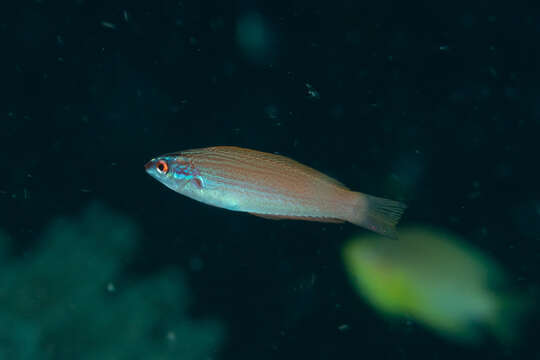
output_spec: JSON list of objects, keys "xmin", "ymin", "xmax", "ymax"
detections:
[{"xmin": 145, "ymin": 146, "xmax": 406, "ymax": 238}]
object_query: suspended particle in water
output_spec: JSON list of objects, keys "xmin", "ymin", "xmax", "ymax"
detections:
[
  {"xmin": 305, "ymin": 83, "xmax": 320, "ymax": 100},
  {"xmin": 101, "ymin": 21, "xmax": 116, "ymax": 29}
]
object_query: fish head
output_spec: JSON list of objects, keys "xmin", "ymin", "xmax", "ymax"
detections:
[{"xmin": 145, "ymin": 154, "xmax": 198, "ymax": 193}]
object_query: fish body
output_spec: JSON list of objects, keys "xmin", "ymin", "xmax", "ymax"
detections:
[
  {"xmin": 145, "ymin": 146, "xmax": 406, "ymax": 238},
  {"xmin": 342, "ymin": 227, "xmax": 527, "ymax": 344}
]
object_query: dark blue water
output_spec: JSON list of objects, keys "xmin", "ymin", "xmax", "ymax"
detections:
[{"xmin": 1, "ymin": 1, "xmax": 538, "ymax": 359}]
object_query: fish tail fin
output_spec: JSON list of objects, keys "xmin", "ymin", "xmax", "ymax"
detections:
[
  {"xmin": 487, "ymin": 292, "xmax": 532, "ymax": 347},
  {"xmin": 348, "ymin": 192, "xmax": 407, "ymax": 239}
]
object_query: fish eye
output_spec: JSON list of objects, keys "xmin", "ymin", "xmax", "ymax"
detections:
[{"xmin": 156, "ymin": 160, "xmax": 169, "ymax": 174}]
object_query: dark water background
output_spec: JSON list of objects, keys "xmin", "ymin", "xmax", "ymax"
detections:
[{"xmin": 1, "ymin": 0, "xmax": 539, "ymax": 359}]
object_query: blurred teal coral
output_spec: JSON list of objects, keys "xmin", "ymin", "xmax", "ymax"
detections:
[{"xmin": 0, "ymin": 202, "xmax": 224, "ymax": 360}]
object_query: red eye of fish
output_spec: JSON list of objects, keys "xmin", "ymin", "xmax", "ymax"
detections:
[{"xmin": 156, "ymin": 160, "xmax": 168, "ymax": 174}]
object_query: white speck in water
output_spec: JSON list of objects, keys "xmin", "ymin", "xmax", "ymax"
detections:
[
  {"xmin": 305, "ymin": 83, "xmax": 320, "ymax": 100},
  {"xmin": 101, "ymin": 21, "xmax": 116, "ymax": 29}
]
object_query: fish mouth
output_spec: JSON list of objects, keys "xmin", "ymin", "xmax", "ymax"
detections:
[{"xmin": 144, "ymin": 159, "xmax": 155, "ymax": 172}]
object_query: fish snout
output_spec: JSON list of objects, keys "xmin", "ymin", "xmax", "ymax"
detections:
[{"xmin": 144, "ymin": 160, "xmax": 154, "ymax": 172}]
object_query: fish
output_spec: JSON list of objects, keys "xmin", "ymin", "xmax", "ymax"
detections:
[
  {"xmin": 342, "ymin": 227, "xmax": 528, "ymax": 344},
  {"xmin": 144, "ymin": 146, "xmax": 406, "ymax": 238}
]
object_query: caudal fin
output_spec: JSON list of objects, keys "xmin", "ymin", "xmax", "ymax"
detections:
[{"xmin": 348, "ymin": 193, "xmax": 407, "ymax": 239}]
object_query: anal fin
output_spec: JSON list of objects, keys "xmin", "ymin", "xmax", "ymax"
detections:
[{"xmin": 249, "ymin": 212, "xmax": 344, "ymax": 223}]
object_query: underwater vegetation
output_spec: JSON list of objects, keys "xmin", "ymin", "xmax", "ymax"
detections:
[
  {"xmin": 342, "ymin": 226, "xmax": 529, "ymax": 345},
  {"xmin": 0, "ymin": 202, "xmax": 224, "ymax": 360}
]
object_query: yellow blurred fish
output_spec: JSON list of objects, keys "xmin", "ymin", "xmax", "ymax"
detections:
[{"xmin": 342, "ymin": 226, "xmax": 528, "ymax": 344}]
